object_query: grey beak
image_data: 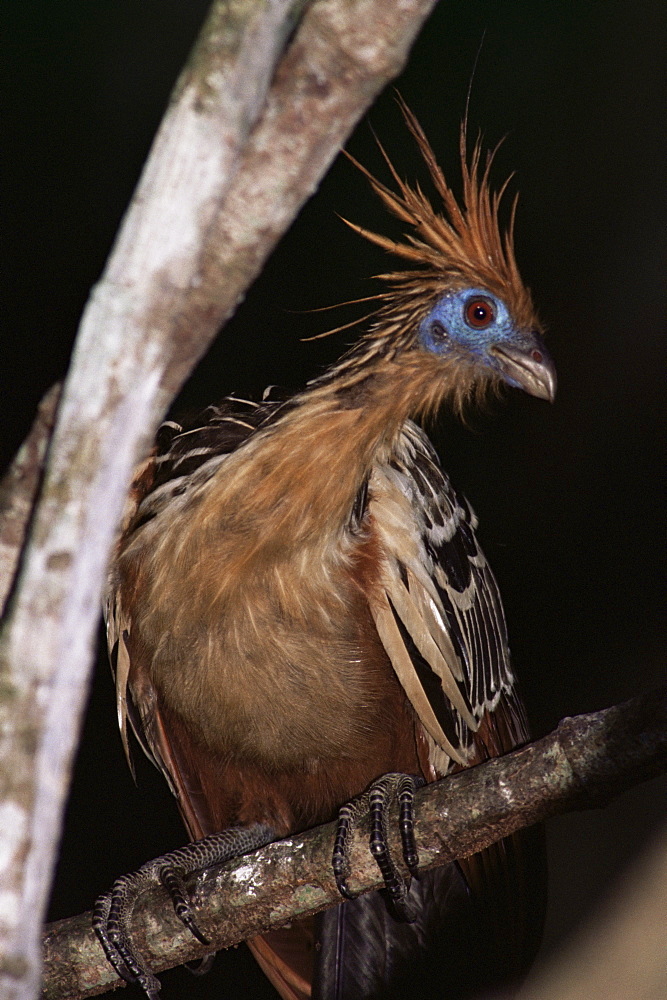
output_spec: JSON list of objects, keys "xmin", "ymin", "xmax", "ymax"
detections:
[{"xmin": 492, "ymin": 337, "xmax": 557, "ymax": 402}]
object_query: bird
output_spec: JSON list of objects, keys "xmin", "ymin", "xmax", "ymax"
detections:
[{"xmin": 94, "ymin": 101, "xmax": 555, "ymax": 1000}]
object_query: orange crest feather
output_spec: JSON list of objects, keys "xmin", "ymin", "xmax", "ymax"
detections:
[{"xmin": 337, "ymin": 98, "xmax": 539, "ymax": 345}]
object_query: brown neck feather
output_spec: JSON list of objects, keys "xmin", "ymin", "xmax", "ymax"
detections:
[{"xmin": 188, "ymin": 351, "xmax": 470, "ymax": 563}]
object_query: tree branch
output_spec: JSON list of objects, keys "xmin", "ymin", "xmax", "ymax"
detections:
[
  {"xmin": 41, "ymin": 690, "xmax": 667, "ymax": 999},
  {"xmin": 0, "ymin": 385, "xmax": 61, "ymax": 617},
  {"xmin": 0, "ymin": 2, "xmax": 439, "ymax": 997}
]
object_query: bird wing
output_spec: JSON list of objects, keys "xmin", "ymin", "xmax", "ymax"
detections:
[
  {"xmin": 368, "ymin": 420, "xmax": 527, "ymax": 770},
  {"xmin": 105, "ymin": 396, "xmax": 288, "ymax": 801}
]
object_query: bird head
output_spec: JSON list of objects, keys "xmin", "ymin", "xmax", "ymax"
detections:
[
  {"xmin": 417, "ymin": 285, "xmax": 555, "ymax": 403},
  {"xmin": 329, "ymin": 99, "xmax": 556, "ymax": 415}
]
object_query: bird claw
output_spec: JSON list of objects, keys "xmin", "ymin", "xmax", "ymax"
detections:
[
  {"xmin": 158, "ymin": 863, "xmax": 210, "ymax": 945},
  {"xmin": 93, "ymin": 824, "xmax": 274, "ymax": 998},
  {"xmin": 93, "ymin": 873, "xmax": 162, "ymax": 992},
  {"xmin": 332, "ymin": 773, "xmax": 425, "ymax": 921}
]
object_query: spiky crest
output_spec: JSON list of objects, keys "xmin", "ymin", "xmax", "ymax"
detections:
[{"xmin": 319, "ymin": 98, "xmax": 539, "ymax": 377}]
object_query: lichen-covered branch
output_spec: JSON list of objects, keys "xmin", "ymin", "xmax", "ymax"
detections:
[
  {"xmin": 0, "ymin": 2, "xmax": 439, "ymax": 997},
  {"xmin": 41, "ymin": 690, "xmax": 667, "ymax": 1000},
  {"xmin": 0, "ymin": 385, "xmax": 61, "ymax": 617}
]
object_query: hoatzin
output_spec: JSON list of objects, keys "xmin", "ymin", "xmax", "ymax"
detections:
[{"xmin": 94, "ymin": 104, "xmax": 555, "ymax": 999}]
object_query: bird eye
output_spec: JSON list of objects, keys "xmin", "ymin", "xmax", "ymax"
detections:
[{"xmin": 464, "ymin": 297, "xmax": 495, "ymax": 329}]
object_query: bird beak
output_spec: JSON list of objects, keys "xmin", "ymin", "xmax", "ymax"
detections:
[{"xmin": 492, "ymin": 337, "xmax": 557, "ymax": 402}]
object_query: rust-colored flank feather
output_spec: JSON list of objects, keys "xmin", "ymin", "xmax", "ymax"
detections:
[{"xmin": 105, "ymin": 101, "xmax": 552, "ymax": 1000}]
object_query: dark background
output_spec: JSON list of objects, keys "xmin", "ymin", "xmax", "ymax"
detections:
[{"xmin": 3, "ymin": 1, "xmax": 665, "ymax": 996}]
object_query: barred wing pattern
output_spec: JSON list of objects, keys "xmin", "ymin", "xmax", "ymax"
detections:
[
  {"xmin": 123, "ymin": 394, "xmax": 292, "ymax": 531},
  {"xmin": 369, "ymin": 420, "xmax": 527, "ymax": 771}
]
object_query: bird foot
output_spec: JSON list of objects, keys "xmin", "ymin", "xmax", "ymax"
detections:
[
  {"xmin": 332, "ymin": 773, "xmax": 425, "ymax": 921},
  {"xmin": 93, "ymin": 823, "xmax": 274, "ymax": 998}
]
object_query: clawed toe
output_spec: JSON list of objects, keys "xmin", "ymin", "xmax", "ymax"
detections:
[
  {"xmin": 333, "ymin": 773, "xmax": 425, "ymax": 920},
  {"xmin": 93, "ymin": 824, "xmax": 274, "ymax": 997},
  {"xmin": 158, "ymin": 863, "xmax": 210, "ymax": 946}
]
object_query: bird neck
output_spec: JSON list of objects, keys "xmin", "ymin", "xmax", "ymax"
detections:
[{"xmin": 195, "ymin": 351, "xmax": 456, "ymax": 554}]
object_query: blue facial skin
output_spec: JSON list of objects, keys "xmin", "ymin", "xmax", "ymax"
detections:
[{"xmin": 418, "ymin": 287, "xmax": 529, "ymax": 389}]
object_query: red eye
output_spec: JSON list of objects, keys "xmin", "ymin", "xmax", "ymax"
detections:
[{"xmin": 465, "ymin": 298, "xmax": 495, "ymax": 329}]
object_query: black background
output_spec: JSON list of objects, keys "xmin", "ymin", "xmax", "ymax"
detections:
[{"xmin": 3, "ymin": 1, "xmax": 665, "ymax": 996}]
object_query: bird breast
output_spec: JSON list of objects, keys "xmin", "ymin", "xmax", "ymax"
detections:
[{"xmin": 121, "ymin": 514, "xmax": 403, "ymax": 774}]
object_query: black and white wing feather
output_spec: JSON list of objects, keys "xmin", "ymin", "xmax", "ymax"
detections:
[{"xmin": 369, "ymin": 420, "xmax": 527, "ymax": 771}]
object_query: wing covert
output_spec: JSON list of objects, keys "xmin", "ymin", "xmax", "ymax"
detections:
[{"xmin": 368, "ymin": 420, "xmax": 526, "ymax": 770}]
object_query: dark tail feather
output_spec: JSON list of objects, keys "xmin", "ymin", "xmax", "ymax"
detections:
[
  {"xmin": 313, "ymin": 864, "xmax": 493, "ymax": 1000},
  {"xmin": 314, "ymin": 824, "xmax": 546, "ymax": 1000}
]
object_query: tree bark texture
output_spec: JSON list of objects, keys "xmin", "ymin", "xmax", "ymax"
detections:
[{"xmin": 0, "ymin": 385, "xmax": 62, "ymax": 617}]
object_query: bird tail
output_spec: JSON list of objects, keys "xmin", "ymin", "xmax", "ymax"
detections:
[
  {"xmin": 313, "ymin": 865, "xmax": 488, "ymax": 1000},
  {"xmin": 313, "ymin": 829, "xmax": 546, "ymax": 1000}
]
